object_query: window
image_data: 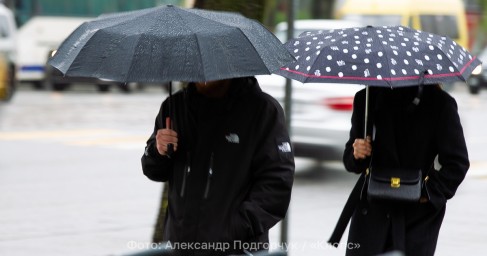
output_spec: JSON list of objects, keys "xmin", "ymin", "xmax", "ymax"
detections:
[
  {"xmin": 343, "ymin": 14, "xmax": 402, "ymax": 27},
  {"xmin": 0, "ymin": 16, "xmax": 9, "ymax": 38},
  {"xmin": 419, "ymin": 15, "xmax": 459, "ymax": 39}
]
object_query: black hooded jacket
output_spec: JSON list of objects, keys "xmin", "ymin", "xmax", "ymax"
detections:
[{"xmin": 141, "ymin": 77, "xmax": 294, "ymax": 255}]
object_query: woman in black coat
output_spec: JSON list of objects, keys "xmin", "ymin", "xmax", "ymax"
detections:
[{"xmin": 331, "ymin": 85, "xmax": 469, "ymax": 256}]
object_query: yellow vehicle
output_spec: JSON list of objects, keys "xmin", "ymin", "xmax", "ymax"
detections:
[
  {"xmin": 334, "ymin": 0, "xmax": 469, "ymax": 49},
  {"xmin": 0, "ymin": 53, "xmax": 15, "ymax": 101}
]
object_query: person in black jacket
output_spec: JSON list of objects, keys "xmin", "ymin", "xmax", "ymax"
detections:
[
  {"xmin": 329, "ymin": 85, "xmax": 469, "ymax": 256},
  {"xmin": 141, "ymin": 77, "xmax": 294, "ymax": 256}
]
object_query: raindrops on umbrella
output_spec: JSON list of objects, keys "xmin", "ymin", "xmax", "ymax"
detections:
[
  {"xmin": 277, "ymin": 25, "xmax": 481, "ymax": 87},
  {"xmin": 48, "ymin": 5, "xmax": 295, "ymax": 84}
]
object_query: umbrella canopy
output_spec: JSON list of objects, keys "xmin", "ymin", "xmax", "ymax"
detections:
[
  {"xmin": 275, "ymin": 25, "xmax": 481, "ymax": 87},
  {"xmin": 48, "ymin": 5, "xmax": 294, "ymax": 83}
]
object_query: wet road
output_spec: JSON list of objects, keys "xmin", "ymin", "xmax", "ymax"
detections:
[{"xmin": 1, "ymin": 84, "xmax": 486, "ymax": 256}]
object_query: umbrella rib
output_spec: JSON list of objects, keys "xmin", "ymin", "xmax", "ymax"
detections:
[
  {"xmin": 279, "ymin": 64, "xmax": 473, "ymax": 82},
  {"xmin": 235, "ymin": 27, "xmax": 270, "ymax": 72},
  {"xmin": 85, "ymin": 29, "xmax": 141, "ymax": 82},
  {"xmin": 373, "ymin": 27, "xmax": 394, "ymax": 87},
  {"xmin": 279, "ymin": 68, "xmax": 408, "ymax": 81},
  {"xmin": 94, "ymin": 7, "xmax": 203, "ymax": 83},
  {"xmin": 173, "ymin": 8, "xmax": 206, "ymax": 82},
  {"xmin": 119, "ymin": 9, "xmax": 170, "ymax": 83},
  {"xmin": 86, "ymin": 13, "xmax": 159, "ymax": 82},
  {"xmin": 459, "ymin": 56, "xmax": 478, "ymax": 75},
  {"xmin": 175, "ymin": 8, "xmax": 276, "ymax": 79},
  {"xmin": 193, "ymin": 32, "xmax": 206, "ymax": 81},
  {"xmin": 122, "ymin": 33, "xmax": 144, "ymax": 82}
]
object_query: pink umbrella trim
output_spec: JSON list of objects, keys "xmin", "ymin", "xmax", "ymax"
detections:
[{"xmin": 280, "ymin": 56, "xmax": 479, "ymax": 82}]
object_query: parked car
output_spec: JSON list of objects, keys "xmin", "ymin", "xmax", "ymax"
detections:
[
  {"xmin": 467, "ymin": 47, "xmax": 487, "ymax": 95},
  {"xmin": 16, "ymin": 16, "xmax": 91, "ymax": 89},
  {"xmin": 257, "ymin": 19, "xmax": 363, "ymax": 161},
  {"xmin": 257, "ymin": 74, "xmax": 363, "ymax": 161}
]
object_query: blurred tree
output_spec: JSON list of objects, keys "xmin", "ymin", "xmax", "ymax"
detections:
[
  {"xmin": 152, "ymin": 184, "xmax": 169, "ymax": 243},
  {"xmin": 478, "ymin": 0, "xmax": 487, "ymax": 39},
  {"xmin": 310, "ymin": 0, "xmax": 334, "ymax": 19},
  {"xmin": 263, "ymin": 0, "xmax": 278, "ymax": 29},
  {"xmin": 193, "ymin": 0, "xmax": 266, "ymax": 22}
]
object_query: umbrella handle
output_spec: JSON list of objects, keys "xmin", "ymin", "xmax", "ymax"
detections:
[
  {"xmin": 364, "ymin": 85, "xmax": 369, "ymax": 139},
  {"xmin": 167, "ymin": 82, "xmax": 174, "ymax": 157},
  {"xmin": 165, "ymin": 117, "xmax": 174, "ymax": 158},
  {"xmin": 167, "ymin": 144, "xmax": 174, "ymax": 157}
]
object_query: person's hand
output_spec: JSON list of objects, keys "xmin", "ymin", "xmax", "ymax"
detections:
[
  {"xmin": 155, "ymin": 117, "xmax": 178, "ymax": 156},
  {"xmin": 353, "ymin": 136, "xmax": 372, "ymax": 160}
]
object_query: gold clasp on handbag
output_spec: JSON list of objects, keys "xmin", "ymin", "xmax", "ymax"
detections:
[{"xmin": 391, "ymin": 177, "xmax": 401, "ymax": 188}]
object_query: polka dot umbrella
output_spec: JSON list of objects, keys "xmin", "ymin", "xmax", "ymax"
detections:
[
  {"xmin": 276, "ymin": 25, "xmax": 481, "ymax": 87},
  {"xmin": 275, "ymin": 25, "xmax": 482, "ymax": 137}
]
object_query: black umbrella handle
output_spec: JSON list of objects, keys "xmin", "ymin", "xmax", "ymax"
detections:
[
  {"xmin": 167, "ymin": 144, "xmax": 174, "ymax": 157},
  {"xmin": 165, "ymin": 82, "xmax": 174, "ymax": 158},
  {"xmin": 364, "ymin": 85, "xmax": 369, "ymax": 139},
  {"xmin": 165, "ymin": 117, "xmax": 174, "ymax": 158}
]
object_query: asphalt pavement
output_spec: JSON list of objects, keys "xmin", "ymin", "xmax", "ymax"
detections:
[{"xmin": 0, "ymin": 84, "xmax": 486, "ymax": 256}]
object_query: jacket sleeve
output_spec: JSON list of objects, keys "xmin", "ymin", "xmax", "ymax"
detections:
[
  {"xmin": 238, "ymin": 97, "xmax": 295, "ymax": 239},
  {"xmin": 141, "ymin": 100, "xmax": 173, "ymax": 182},
  {"xmin": 343, "ymin": 89, "xmax": 371, "ymax": 174},
  {"xmin": 430, "ymin": 95, "xmax": 469, "ymax": 207}
]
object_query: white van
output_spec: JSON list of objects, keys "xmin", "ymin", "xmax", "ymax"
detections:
[
  {"xmin": 334, "ymin": 0, "xmax": 469, "ymax": 49},
  {"xmin": 15, "ymin": 16, "xmax": 91, "ymax": 88}
]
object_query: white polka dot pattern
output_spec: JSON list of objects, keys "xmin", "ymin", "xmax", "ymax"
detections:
[{"xmin": 276, "ymin": 25, "xmax": 481, "ymax": 86}]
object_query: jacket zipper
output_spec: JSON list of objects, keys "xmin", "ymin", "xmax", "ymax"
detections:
[
  {"xmin": 180, "ymin": 153, "xmax": 191, "ymax": 198},
  {"xmin": 203, "ymin": 153, "xmax": 214, "ymax": 199}
]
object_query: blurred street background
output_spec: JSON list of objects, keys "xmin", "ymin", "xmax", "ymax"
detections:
[
  {"xmin": 1, "ymin": 0, "xmax": 487, "ymax": 255},
  {"xmin": 1, "ymin": 84, "xmax": 486, "ymax": 256}
]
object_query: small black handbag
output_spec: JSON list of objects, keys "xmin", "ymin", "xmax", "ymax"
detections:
[
  {"xmin": 363, "ymin": 86, "xmax": 432, "ymax": 203},
  {"xmin": 366, "ymin": 167, "xmax": 422, "ymax": 203}
]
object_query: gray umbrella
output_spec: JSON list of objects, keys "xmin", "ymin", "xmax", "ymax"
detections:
[
  {"xmin": 48, "ymin": 4, "xmax": 295, "ymax": 156},
  {"xmin": 48, "ymin": 5, "xmax": 294, "ymax": 83}
]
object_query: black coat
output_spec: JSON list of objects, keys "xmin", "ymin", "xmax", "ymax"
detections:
[
  {"xmin": 342, "ymin": 86, "xmax": 469, "ymax": 256},
  {"xmin": 141, "ymin": 77, "xmax": 294, "ymax": 255}
]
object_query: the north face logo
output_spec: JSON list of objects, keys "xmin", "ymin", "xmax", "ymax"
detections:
[
  {"xmin": 278, "ymin": 142, "xmax": 292, "ymax": 153},
  {"xmin": 225, "ymin": 133, "xmax": 239, "ymax": 144}
]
